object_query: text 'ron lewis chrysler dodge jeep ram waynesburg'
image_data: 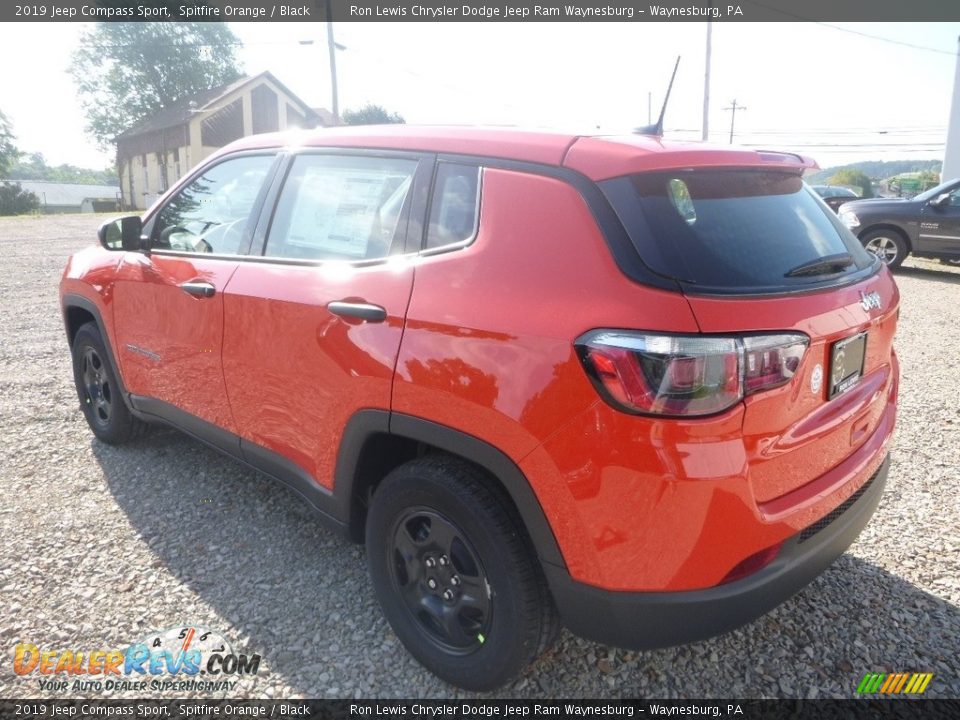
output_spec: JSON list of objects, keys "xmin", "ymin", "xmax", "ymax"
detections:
[{"xmin": 61, "ymin": 126, "xmax": 899, "ymax": 690}]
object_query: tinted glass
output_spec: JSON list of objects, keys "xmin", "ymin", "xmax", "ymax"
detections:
[
  {"xmin": 152, "ymin": 155, "xmax": 274, "ymax": 254},
  {"xmin": 426, "ymin": 163, "xmax": 480, "ymax": 250},
  {"xmin": 915, "ymin": 179, "xmax": 960, "ymax": 203},
  {"xmin": 265, "ymin": 155, "xmax": 418, "ymax": 261},
  {"xmin": 602, "ymin": 170, "xmax": 876, "ymax": 292}
]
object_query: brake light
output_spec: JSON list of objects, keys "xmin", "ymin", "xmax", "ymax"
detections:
[{"xmin": 577, "ymin": 331, "xmax": 808, "ymax": 417}]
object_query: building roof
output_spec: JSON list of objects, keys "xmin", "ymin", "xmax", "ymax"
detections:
[
  {"xmin": 311, "ymin": 107, "xmax": 338, "ymax": 126},
  {"xmin": 18, "ymin": 181, "xmax": 119, "ymax": 207},
  {"xmin": 116, "ymin": 71, "xmax": 323, "ymax": 141},
  {"xmin": 219, "ymin": 125, "xmax": 818, "ymax": 182}
]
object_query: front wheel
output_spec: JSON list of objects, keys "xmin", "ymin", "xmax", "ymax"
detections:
[
  {"xmin": 861, "ymin": 229, "xmax": 908, "ymax": 269},
  {"xmin": 365, "ymin": 456, "xmax": 558, "ymax": 690},
  {"xmin": 71, "ymin": 322, "xmax": 148, "ymax": 444}
]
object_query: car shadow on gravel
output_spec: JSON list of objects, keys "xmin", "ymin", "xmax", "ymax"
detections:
[
  {"xmin": 896, "ymin": 265, "xmax": 960, "ymax": 285},
  {"xmin": 93, "ymin": 429, "xmax": 960, "ymax": 698}
]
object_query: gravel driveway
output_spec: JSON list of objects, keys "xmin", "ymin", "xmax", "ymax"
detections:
[{"xmin": 1, "ymin": 213, "xmax": 957, "ymax": 700}]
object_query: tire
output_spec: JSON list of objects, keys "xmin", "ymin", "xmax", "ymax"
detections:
[
  {"xmin": 365, "ymin": 455, "xmax": 559, "ymax": 690},
  {"xmin": 860, "ymin": 229, "xmax": 908, "ymax": 269},
  {"xmin": 71, "ymin": 322, "xmax": 148, "ymax": 444}
]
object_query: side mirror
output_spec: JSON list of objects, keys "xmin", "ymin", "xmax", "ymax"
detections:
[
  {"xmin": 929, "ymin": 192, "xmax": 951, "ymax": 208},
  {"xmin": 98, "ymin": 216, "xmax": 144, "ymax": 252}
]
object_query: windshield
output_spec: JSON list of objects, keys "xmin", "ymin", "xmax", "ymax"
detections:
[{"xmin": 601, "ymin": 169, "xmax": 877, "ymax": 293}]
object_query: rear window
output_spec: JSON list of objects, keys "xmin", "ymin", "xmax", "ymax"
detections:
[{"xmin": 601, "ymin": 170, "xmax": 876, "ymax": 293}]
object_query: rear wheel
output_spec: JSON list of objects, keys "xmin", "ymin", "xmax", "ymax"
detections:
[
  {"xmin": 71, "ymin": 322, "xmax": 148, "ymax": 444},
  {"xmin": 365, "ymin": 456, "xmax": 558, "ymax": 690},
  {"xmin": 861, "ymin": 229, "xmax": 908, "ymax": 269}
]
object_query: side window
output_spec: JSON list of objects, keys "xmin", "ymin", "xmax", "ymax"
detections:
[
  {"xmin": 265, "ymin": 155, "xmax": 418, "ymax": 262},
  {"xmin": 152, "ymin": 155, "xmax": 275, "ymax": 255},
  {"xmin": 426, "ymin": 163, "xmax": 481, "ymax": 250}
]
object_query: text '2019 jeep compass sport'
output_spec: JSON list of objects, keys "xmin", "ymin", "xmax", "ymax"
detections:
[{"xmin": 61, "ymin": 127, "xmax": 898, "ymax": 690}]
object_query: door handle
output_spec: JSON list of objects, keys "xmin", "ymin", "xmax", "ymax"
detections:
[
  {"xmin": 179, "ymin": 281, "xmax": 216, "ymax": 298},
  {"xmin": 327, "ymin": 301, "xmax": 387, "ymax": 323}
]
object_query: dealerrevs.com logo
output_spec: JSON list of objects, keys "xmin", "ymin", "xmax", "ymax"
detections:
[
  {"xmin": 857, "ymin": 672, "xmax": 934, "ymax": 695},
  {"xmin": 14, "ymin": 626, "xmax": 260, "ymax": 693}
]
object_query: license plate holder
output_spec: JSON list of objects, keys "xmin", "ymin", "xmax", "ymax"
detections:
[{"xmin": 829, "ymin": 331, "xmax": 867, "ymax": 398}]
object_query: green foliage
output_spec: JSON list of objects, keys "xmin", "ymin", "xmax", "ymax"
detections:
[
  {"xmin": 342, "ymin": 103, "xmax": 406, "ymax": 126},
  {"xmin": 0, "ymin": 110, "xmax": 19, "ymax": 177},
  {"xmin": 70, "ymin": 22, "xmax": 243, "ymax": 149},
  {"xmin": 7, "ymin": 152, "xmax": 118, "ymax": 186},
  {"xmin": 0, "ymin": 182, "xmax": 39, "ymax": 216},
  {"xmin": 828, "ymin": 169, "xmax": 874, "ymax": 198},
  {"xmin": 806, "ymin": 159, "xmax": 941, "ymax": 186}
]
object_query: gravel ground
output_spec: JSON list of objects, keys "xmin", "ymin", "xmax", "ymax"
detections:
[{"xmin": 0, "ymin": 213, "xmax": 957, "ymax": 700}]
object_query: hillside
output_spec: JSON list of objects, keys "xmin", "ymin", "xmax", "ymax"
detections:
[{"xmin": 806, "ymin": 159, "xmax": 942, "ymax": 185}]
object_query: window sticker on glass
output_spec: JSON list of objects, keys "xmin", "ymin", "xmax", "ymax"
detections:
[
  {"xmin": 668, "ymin": 178, "xmax": 696, "ymax": 225},
  {"xmin": 267, "ymin": 156, "xmax": 417, "ymax": 262},
  {"xmin": 284, "ymin": 168, "xmax": 389, "ymax": 257}
]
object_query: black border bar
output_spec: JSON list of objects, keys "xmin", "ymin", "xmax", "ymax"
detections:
[
  {"xmin": 3, "ymin": 699, "xmax": 960, "ymax": 719},
  {"xmin": 4, "ymin": 1, "xmax": 960, "ymax": 22}
]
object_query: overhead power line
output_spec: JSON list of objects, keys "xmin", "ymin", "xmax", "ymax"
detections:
[
  {"xmin": 814, "ymin": 22, "xmax": 957, "ymax": 58},
  {"xmin": 742, "ymin": 1, "xmax": 957, "ymax": 57}
]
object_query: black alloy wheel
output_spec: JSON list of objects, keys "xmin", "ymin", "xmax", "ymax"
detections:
[
  {"xmin": 80, "ymin": 345, "xmax": 113, "ymax": 427},
  {"xmin": 365, "ymin": 455, "xmax": 559, "ymax": 690},
  {"xmin": 388, "ymin": 507, "xmax": 492, "ymax": 653},
  {"xmin": 71, "ymin": 322, "xmax": 148, "ymax": 444}
]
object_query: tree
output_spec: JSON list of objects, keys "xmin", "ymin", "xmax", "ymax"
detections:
[
  {"xmin": 0, "ymin": 110, "xmax": 19, "ymax": 177},
  {"xmin": 0, "ymin": 182, "xmax": 39, "ymax": 216},
  {"xmin": 7, "ymin": 152, "xmax": 119, "ymax": 186},
  {"xmin": 828, "ymin": 169, "xmax": 874, "ymax": 198},
  {"xmin": 342, "ymin": 103, "xmax": 406, "ymax": 126},
  {"xmin": 70, "ymin": 22, "xmax": 243, "ymax": 149}
]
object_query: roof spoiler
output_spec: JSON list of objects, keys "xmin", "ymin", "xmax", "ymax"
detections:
[
  {"xmin": 755, "ymin": 149, "xmax": 820, "ymax": 173},
  {"xmin": 634, "ymin": 56, "xmax": 680, "ymax": 138}
]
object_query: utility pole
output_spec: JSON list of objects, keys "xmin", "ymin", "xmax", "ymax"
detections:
[
  {"xmin": 325, "ymin": 0, "xmax": 340, "ymax": 124},
  {"xmin": 702, "ymin": 21, "xmax": 712, "ymax": 141},
  {"xmin": 724, "ymin": 99, "xmax": 746, "ymax": 144},
  {"xmin": 943, "ymin": 35, "xmax": 960, "ymax": 180}
]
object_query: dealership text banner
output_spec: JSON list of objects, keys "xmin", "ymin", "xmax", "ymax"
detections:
[{"xmin": 5, "ymin": 0, "xmax": 960, "ymax": 22}]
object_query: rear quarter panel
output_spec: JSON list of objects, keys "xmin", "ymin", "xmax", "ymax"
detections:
[{"xmin": 393, "ymin": 167, "xmax": 701, "ymax": 580}]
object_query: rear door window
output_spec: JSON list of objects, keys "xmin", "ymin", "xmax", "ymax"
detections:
[{"xmin": 602, "ymin": 170, "xmax": 877, "ymax": 293}]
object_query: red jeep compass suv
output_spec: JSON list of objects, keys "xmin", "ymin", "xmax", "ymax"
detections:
[{"xmin": 61, "ymin": 127, "xmax": 898, "ymax": 690}]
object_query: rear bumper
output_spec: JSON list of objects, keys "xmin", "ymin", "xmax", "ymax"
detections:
[{"xmin": 544, "ymin": 453, "xmax": 889, "ymax": 650}]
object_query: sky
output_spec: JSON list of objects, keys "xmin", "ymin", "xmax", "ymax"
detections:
[{"xmin": 0, "ymin": 21, "xmax": 957, "ymax": 171}]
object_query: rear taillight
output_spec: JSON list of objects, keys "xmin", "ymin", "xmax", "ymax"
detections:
[{"xmin": 576, "ymin": 331, "xmax": 808, "ymax": 417}]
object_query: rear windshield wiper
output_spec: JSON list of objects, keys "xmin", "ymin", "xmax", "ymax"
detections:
[{"xmin": 784, "ymin": 253, "xmax": 855, "ymax": 278}]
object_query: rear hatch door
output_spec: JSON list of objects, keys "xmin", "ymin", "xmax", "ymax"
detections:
[{"xmin": 600, "ymin": 168, "xmax": 898, "ymax": 505}]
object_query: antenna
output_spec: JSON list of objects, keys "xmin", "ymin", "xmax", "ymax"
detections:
[{"xmin": 634, "ymin": 56, "xmax": 681, "ymax": 137}]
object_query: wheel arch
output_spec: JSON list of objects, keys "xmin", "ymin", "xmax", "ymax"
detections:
[
  {"xmin": 61, "ymin": 293, "xmax": 131, "ymax": 403},
  {"xmin": 335, "ymin": 410, "xmax": 566, "ymax": 570}
]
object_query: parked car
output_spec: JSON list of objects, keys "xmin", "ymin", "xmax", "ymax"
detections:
[
  {"xmin": 811, "ymin": 184, "xmax": 860, "ymax": 212},
  {"xmin": 61, "ymin": 127, "xmax": 899, "ymax": 690},
  {"xmin": 839, "ymin": 178, "xmax": 960, "ymax": 268}
]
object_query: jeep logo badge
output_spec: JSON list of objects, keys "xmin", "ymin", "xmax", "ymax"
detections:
[{"xmin": 859, "ymin": 291, "xmax": 882, "ymax": 312}]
